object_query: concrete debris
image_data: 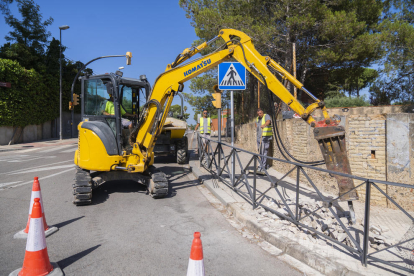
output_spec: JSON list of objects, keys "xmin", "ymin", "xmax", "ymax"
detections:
[
  {"xmin": 311, "ymin": 220, "xmax": 319, "ymax": 230},
  {"xmin": 257, "ymin": 217, "xmax": 271, "ymax": 222},
  {"xmin": 373, "ymin": 234, "xmax": 386, "ymax": 241},
  {"xmin": 307, "ymin": 234, "xmax": 317, "ymax": 243},
  {"xmin": 252, "ymin": 199, "xmax": 397, "ymax": 249},
  {"xmin": 276, "ymin": 208, "xmax": 290, "ymax": 217},
  {"xmin": 337, "ymin": 233, "xmax": 348, "ymax": 243},
  {"xmin": 379, "ymin": 225, "xmax": 390, "ymax": 233},
  {"xmin": 288, "ymin": 226, "xmax": 299, "ymax": 234},
  {"xmin": 271, "ymin": 213, "xmax": 279, "ymax": 220},
  {"xmin": 370, "ymin": 225, "xmax": 381, "ymax": 235}
]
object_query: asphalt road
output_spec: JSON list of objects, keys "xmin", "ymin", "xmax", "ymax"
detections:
[{"xmin": 0, "ymin": 138, "xmax": 301, "ymax": 275}]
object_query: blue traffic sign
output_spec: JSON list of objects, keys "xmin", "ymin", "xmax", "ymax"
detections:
[{"xmin": 218, "ymin": 62, "xmax": 246, "ymax": 90}]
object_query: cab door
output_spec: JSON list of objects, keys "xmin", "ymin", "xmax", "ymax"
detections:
[{"xmin": 80, "ymin": 76, "xmax": 122, "ymax": 155}]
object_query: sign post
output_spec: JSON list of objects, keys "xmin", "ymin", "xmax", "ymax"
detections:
[
  {"xmin": 212, "ymin": 84, "xmax": 222, "ymax": 175},
  {"xmin": 218, "ymin": 62, "xmax": 246, "ymax": 186}
]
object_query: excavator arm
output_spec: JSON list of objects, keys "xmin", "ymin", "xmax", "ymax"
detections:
[{"xmin": 131, "ymin": 28, "xmax": 358, "ymax": 203}]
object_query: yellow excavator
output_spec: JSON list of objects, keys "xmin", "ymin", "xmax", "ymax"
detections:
[{"xmin": 72, "ymin": 29, "xmax": 358, "ymax": 208}]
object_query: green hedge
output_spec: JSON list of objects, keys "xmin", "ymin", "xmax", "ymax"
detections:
[
  {"xmin": 0, "ymin": 59, "xmax": 59, "ymax": 127},
  {"xmin": 324, "ymin": 95, "xmax": 371, "ymax": 108}
]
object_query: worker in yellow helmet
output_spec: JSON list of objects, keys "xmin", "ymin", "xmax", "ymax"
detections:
[
  {"xmin": 195, "ymin": 109, "xmax": 215, "ymax": 152},
  {"xmin": 255, "ymin": 108, "xmax": 272, "ymax": 171}
]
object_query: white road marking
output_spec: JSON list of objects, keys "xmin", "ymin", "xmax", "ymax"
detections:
[
  {"xmin": 7, "ymin": 164, "xmax": 75, "ymax": 175},
  {"xmin": 0, "ymin": 147, "xmax": 43, "ymax": 154},
  {"xmin": 37, "ymin": 144, "xmax": 75, "ymax": 153},
  {"xmin": 0, "ymin": 181, "xmax": 22, "ymax": 186},
  {"xmin": 7, "ymin": 156, "xmax": 56, "ymax": 163},
  {"xmin": 0, "ymin": 160, "xmax": 72, "ymax": 175},
  {"xmin": 60, "ymin": 147, "xmax": 77, "ymax": 153},
  {"xmin": 0, "ymin": 167, "xmax": 76, "ymax": 190}
]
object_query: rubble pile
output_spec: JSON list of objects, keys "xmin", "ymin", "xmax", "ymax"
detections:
[{"xmin": 253, "ymin": 198, "xmax": 396, "ymax": 250}]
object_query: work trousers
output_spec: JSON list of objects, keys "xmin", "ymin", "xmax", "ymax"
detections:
[
  {"xmin": 199, "ymin": 133, "xmax": 211, "ymax": 153},
  {"xmin": 257, "ymin": 136, "xmax": 271, "ymax": 169}
]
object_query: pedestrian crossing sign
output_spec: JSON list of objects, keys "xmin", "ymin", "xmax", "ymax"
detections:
[{"xmin": 218, "ymin": 62, "xmax": 246, "ymax": 90}]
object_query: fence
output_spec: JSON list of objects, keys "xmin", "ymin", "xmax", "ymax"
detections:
[{"xmin": 197, "ymin": 134, "xmax": 414, "ymax": 274}]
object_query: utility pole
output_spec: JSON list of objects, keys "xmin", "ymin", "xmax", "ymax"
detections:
[
  {"xmin": 231, "ymin": 90, "xmax": 235, "ymax": 187},
  {"xmin": 258, "ymin": 81, "xmax": 260, "ymax": 109},
  {"xmin": 293, "ymin": 43, "xmax": 297, "ymax": 99},
  {"xmin": 59, "ymin": 25, "xmax": 70, "ymax": 140},
  {"xmin": 242, "ymin": 92, "xmax": 244, "ymax": 121}
]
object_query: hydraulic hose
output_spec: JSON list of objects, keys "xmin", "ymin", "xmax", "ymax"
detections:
[
  {"xmin": 259, "ymin": 72, "xmax": 325, "ymax": 166},
  {"xmin": 129, "ymin": 99, "xmax": 161, "ymax": 146}
]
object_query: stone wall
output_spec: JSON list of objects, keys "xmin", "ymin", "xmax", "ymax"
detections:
[
  {"xmin": 0, "ymin": 111, "xmax": 82, "ymax": 145},
  {"xmin": 348, "ymin": 115, "xmax": 387, "ymax": 207},
  {"xmin": 234, "ymin": 106, "xmax": 414, "ymax": 211},
  {"xmin": 0, "ymin": 121, "xmax": 54, "ymax": 145}
]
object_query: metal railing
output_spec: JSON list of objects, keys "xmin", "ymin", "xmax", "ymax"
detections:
[{"xmin": 197, "ymin": 134, "xmax": 414, "ymax": 274}]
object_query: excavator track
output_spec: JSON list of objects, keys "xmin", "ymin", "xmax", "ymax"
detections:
[
  {"xmin": 73, "ymin": 167, "xmax": 93, "ymax": 206},
  {"xmin": 147, "ymin": 167, "xmax": 169, "ymax": 198}
]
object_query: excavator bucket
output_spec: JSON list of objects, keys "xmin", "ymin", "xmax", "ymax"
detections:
[{"xmin": 313, "ymin": 126, "xmax": 359, "ymax": 201}]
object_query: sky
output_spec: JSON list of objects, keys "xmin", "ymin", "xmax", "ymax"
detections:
[{"xmin": 0, "ymin": 0, "xmax": 201, "ymax": 124}]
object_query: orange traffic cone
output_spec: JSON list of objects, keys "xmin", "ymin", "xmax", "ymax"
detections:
[
  {"xmin": 9, "ymin": 198, "xmax": 63, "ymax": 276},
  {"xmin": 14, "ymin": 177, "xmax": 58, "ymax": 239},
  {"xmin": 187, "ymin": 232, "xmax": 204, "ymax": 276}
]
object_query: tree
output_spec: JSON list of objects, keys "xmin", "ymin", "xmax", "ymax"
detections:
[
  {"xmin": 169, "ymin": 104, "xmax": 190, "ymax": 120},
  {"xmin": 0, "ymin": 42, "xmax": 40, "ymax": 69},
  {"xmin": 305, "ymin": 68, "xmax": 378, "ymax": 99},
  {"xmin": 183, "ymin": 93, "xmax": 216, "ymax": 121},
  {"xmin": 369, "ymin": 0, "xmax": 414, "ymax": 105},
  {"xmin": 179, "ymin": 0, "xmax": 383, "ymax": 117},
  {"xmin": 0, "ymin": 0, "xmax": 13, "ymax": 14},
  {"xmin": 4, "ymin": 0, "xmax": 53, "ymax": 56}
]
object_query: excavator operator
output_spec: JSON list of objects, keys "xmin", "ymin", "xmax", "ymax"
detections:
[{"xmin": 103, "ymin": 94, "xmax": 137, "ymax": 130}]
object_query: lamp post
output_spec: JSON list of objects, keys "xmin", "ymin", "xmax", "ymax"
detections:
[{"xmin": 59, "ymin": 25, "xmax": 69, "ymax": 140}]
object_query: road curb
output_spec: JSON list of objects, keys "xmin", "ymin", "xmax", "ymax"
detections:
[{"xmin": 189, "ymin": 158, "xmax": 364, "ymax": 276}]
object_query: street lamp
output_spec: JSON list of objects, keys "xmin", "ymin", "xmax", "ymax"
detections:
[{"xmin": 59, "ymin": 25, "xmax": 69, "ymax": 140}]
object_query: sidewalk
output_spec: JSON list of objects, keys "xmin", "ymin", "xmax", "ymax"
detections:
[
  {"xmin": 0, "ymin": 138, "xmax": 78, "ymax": 153},
  {"xmin": 189, "ymin": 141, "xmax": 414, "ymax": 276}
]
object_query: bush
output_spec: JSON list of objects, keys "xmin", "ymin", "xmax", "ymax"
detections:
[
  {"xmin": 324, "ymin": 95, "xmax": 371, "ymax": 108},
  {"xmin": 0, "ymin": 59, "xmax": 59, "ymax": 126}
]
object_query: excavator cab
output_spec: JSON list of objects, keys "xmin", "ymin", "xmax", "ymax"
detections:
[
  {"xmin": 78, "ymin": 73, "xmax": 150, "ymax": 154},
  {"xmin": 73, "ymin": 71, "xmax": 171, "ymax": 205}
]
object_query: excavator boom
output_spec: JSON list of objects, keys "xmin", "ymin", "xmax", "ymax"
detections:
[{"xmin": 129, "ymin": 28, "xmax": 357, "ymax": 201}]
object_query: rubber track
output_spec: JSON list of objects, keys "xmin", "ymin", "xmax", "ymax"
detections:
[
  {"xmin": 73, "ymin": 166, "xmax": 92, "ymax": 205},
  {"xmin": 149, "ymin": 171, "xmax": 169, "ymax": 199}
]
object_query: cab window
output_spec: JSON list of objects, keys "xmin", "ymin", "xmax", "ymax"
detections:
[
  {"xmin": 84, "ymin": 79, "xmax": 110, "ymax": 116},
  {"xmin": 120, "ymin": 85, "xmax": 133, "ymax": 114}
]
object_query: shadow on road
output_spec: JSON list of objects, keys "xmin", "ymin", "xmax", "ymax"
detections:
[
  {"xmin": 91, "ymin": 180, "xmax": 146, "ymax": 205},
  {"xmin": 58, "ymin": 244, "xmax": 101, "ymax": 269},
  {"xmin": 52, "ymin": 216, "xmax": 84, "ymax": 228}
]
